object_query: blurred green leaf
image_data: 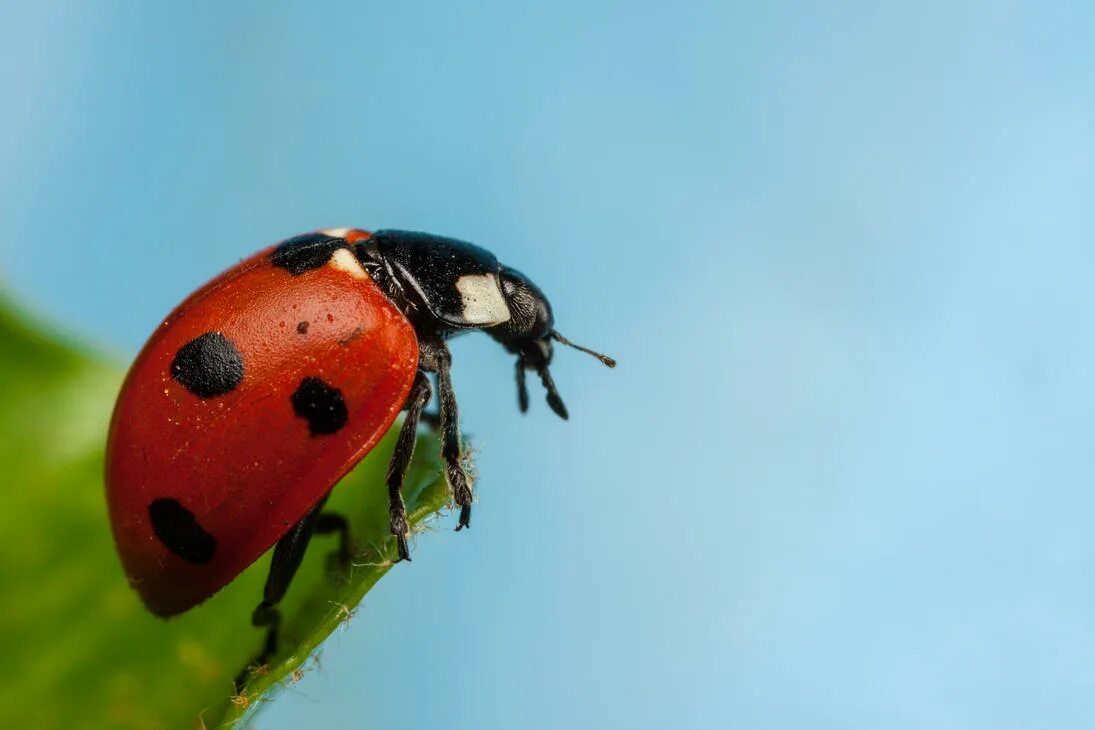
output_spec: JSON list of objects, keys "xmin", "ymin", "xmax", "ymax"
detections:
[{"xmin": 0, "ymin": 293, "xmax": 449, "ymax": 729}]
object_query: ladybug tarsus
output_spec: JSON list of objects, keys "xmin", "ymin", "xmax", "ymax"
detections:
[
  {"xmin": 456, "ymin": 504, "xmax": 472, "ymax": 532},
  {"xmin": 395, "ymin": 536, "xmax": 411, "ymax": 563},
  {"xmin": 235, "ymin": 602, "xmax": 279, "ymax": 691}
]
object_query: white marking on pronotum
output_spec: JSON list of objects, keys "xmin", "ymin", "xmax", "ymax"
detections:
[
  {"xmin": 455, "ymin": 273, "xmax": 511, "ymax": 325},
  {"xmin": 328, "ymin": 248, "xmax": 369, "ymax": 280},
  {"xmin": 321, "ymin": 227, "xmax": 352, "ymax": 238}
]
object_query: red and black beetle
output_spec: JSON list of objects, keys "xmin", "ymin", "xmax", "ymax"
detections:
[{"xmin": 105, "ymin": 228, "xmax": 614, "ymax": 674}]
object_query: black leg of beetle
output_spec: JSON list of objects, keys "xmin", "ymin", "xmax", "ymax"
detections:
[
  {"xmin": 316, "ymin": 512, "xmax": 351, "ymax": 564},
  {"xmin": 386, "ymin": 370, "xmax": 432, "ymax": 562},
  {"xmin": 538, "ymin": 366, "xmax": 569, "ymax": 420},
  {"xmin": 234, "ymin": 498, "xmax": 327, "ymax": 690},
  {"xmin": 434, "ymin": 342, "xmax": 473, "ymax": 530},
  {"xmin": 419, "ymin": 410, "xmax": 442, "ymax": 431},
  {"xmin": 515, "ymin": 357, "xmax": 529, "ymax": 413}
]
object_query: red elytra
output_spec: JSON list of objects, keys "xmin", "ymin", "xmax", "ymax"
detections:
[{"xmin": 106, "ymin": 228, "xmax": 418, "ymax": 616}]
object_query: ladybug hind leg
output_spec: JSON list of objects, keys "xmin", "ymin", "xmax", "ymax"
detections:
[{"xmin": 235, "ymin": 495, "xmax": 349, "ymax": 690}]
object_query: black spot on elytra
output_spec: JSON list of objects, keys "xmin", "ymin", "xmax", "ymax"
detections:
[
  {"xmin": 270, "ymin": 233, "xmax": 346, "ymax": 275},
  {"xmin": 291, "ymin": 377, "xmax": 348, "ymax": 435},
  {"xmin": 148, "ymin": 498, "xmax": 217, "ymax": 564},
  {"xmin": 171, "ymin": 332, "xmax": 244, "ymax": 398},
  {"xmin": 297, "ymin": 321, "xmax": 309, "ymax": 334}
]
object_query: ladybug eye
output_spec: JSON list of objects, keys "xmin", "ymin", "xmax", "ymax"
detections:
[{"xmin": 497, "ymin": 267, "xmax": 553, "ymax": 338}]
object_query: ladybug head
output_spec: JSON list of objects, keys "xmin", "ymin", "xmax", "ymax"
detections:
[
  {"xmin": 360, "ymin": 229, "xmax": 614, "ymax": 419},
  {"xmin": 489, "ymin": 266, "xmax": 615, "ymax": 420}
]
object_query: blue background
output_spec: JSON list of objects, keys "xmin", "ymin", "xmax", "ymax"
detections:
[{"xmin": 3, "ymin": 2, "xmax": 1094, "ymax": 728}]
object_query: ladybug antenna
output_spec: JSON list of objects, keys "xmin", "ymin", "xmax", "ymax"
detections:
[{"xmin": 550, "ymin": 331, "xmax": 616, "ymax": 368}]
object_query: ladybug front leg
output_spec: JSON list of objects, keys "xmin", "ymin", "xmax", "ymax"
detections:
[
  {"xmin": 515, "ymin": 355, "xmax": 530, "ymax": 413},
  {"xmin": 536, "ymin": 365, "xmax": 569, "ymax": 420},
  {"xmin": 386, "ymin": 370, "xmax": 432, "ymax": 561},
  {"xmin": 514, "ymin": 354, "xmax": 568, "ymax": 419}
]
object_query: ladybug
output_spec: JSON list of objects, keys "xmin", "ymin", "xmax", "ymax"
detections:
[{"xmin": 105, "ymin": 228, "xmax": 614, "ymax": 673}]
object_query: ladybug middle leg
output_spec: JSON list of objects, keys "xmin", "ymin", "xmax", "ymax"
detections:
[
  {"xmin": 316, "ymin": 512, "xmax": 352, "ymax": 566},
  {"xmin": 418, "ymin": 336, "xmax": 474, "ymax": 531},
  {"xmin": 385, "ymin": 370, "xmax": 432, "ymax": 561},
  {"xmin": 418, "ymin": 409, "xmax": 442, "ymax": 431}
]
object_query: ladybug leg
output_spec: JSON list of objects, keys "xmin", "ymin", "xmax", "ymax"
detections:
[
  {"xmin": 418, "ymin": 409, "xmax": 442, "ymax": 431},
  {"xmin": 423, "ymin": 338, "xmax": 473, "ymax": 531},
  {"xmin": 316, "ymin": 512, "xmax": 351, "ymax": 565},
  {"xmin": 235, "ymin": 498, "xmax": 327, "ymax": 689},
  {"xmin": 513, "ymin": 352, "xmax": 567, "ymax": 419},
  {"xmin": 386, "ymin": 370, "xmax": 432, "ymax": 561},
  {"xmin": 515, "ymin": 356, "xmax": 530, "ymax": 413},
  {"xmin": 536, "ymin": 366, "xmax": 569, "ymax": 420}
]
